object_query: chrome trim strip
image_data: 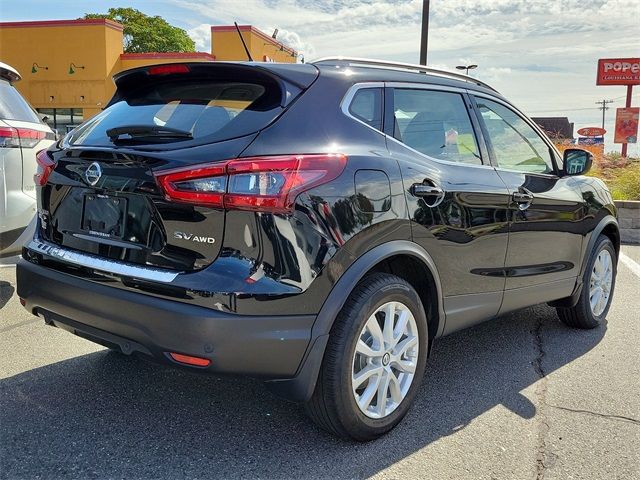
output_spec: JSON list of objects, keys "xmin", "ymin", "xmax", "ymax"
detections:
[
  {"xmin": 340, "ymin": 82, "xmax": 493, "ymax": 170},
  {"xmin": 27, "ymin": 239, "xmax": 180, "ymax": 283},
  {"xmin": 492, "ymin": 165, "xmax": 560, "ymax": 178},
  {"xmin": 340, "ymin": 82, "xmax": 385, "ymax": 135},
  {"xmin": 385, "ymin": 134, "xmax": 493, "ymax": 170}
]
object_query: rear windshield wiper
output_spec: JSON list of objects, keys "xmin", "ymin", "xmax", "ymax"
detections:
[{"xmin": 106, "ymin": 125, "xmax": 193, "ymax": 142}]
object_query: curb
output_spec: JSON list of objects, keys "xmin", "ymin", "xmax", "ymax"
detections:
[{"xmin": 615, "ymin": 200, "xmax": 640, "ymax": 244}]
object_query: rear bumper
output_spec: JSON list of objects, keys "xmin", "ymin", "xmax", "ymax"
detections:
[{"xmin": 16, "ymin": 259, "xmax": 316, "ymax": 382}]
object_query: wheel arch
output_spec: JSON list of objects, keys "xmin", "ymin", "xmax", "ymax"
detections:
[
  {"xmin": 550, "ymin": 214, "xmax": 619, "ymax": 309},
  {"xmin": 313, "ymin": 240, "xmax": 445, "ymax": 341},
  {"xmin": 582, "ymin": 215, "xmax": 620, "ymax": 276},
  {"xmin": 600, "ymin": 220, "xmax": 620, "ymax": 259},
  {"xmin": 265, "ymin": 240, "xmax": 445, "ymax": 402}
]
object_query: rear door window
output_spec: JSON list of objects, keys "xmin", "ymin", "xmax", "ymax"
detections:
[
  {"xmin": 392, "ymin": 88, "xmax": 482, "ymax": 165},
  {"xmin": 68, "ymin": 74, "xmax": 286, "ymax": 149},
  {"xmin": 0, "ymin": 80, "xmax": 41, "ymax": 123}
]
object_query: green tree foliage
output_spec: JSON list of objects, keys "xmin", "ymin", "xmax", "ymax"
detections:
[{"xmin": 83, "ymin": 8, "xmax": 195, "ymax": 53}]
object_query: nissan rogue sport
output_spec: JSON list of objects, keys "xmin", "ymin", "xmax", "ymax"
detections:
[{"xmin": 16, "ymin": 58, "xmax": 619, "ymax": 441}]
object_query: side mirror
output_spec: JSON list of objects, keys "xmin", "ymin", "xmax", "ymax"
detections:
[{"xmin": 563, "ymin": 148, "xmax": 593, "ymax": 176}]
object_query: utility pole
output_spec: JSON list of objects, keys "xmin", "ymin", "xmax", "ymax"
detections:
[
  {"xmin": 595, "ymin": 99, "xmax": 614, "ymax": 131},
  {"xmin": 419, "ymin": 0, "xmax": 430, "ymax": 65}
]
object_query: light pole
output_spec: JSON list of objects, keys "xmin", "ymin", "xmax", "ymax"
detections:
[
  {"xmin": 456, "ymin": 64, "xmax": 477, "ymax": 75},
  {"xmin": 419, "ymin": 0, "xmax": 430, "ymax": 65}
]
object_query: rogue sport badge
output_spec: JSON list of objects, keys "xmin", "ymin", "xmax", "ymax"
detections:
[
  {"xmin": 85, "ymin": 162, "xmax": 102, "ymax": 186},
  {"xmin": 174, "ymin": 231, "xmax": 216, "ymax": 244}
]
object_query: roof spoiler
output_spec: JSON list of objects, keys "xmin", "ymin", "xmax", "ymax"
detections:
[{"xmin": 112, "ymin": 62, "xmax": 318, "ymax": 91}]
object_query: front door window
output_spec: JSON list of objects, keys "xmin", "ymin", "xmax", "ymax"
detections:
[{"xmin": 476, "ymin": 98, "xmax": 556, "ymax": 174}]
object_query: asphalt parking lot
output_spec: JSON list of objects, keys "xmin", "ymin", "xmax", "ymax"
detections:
[{"xmin": 1, "ymin": 246, "xmax": 639, "ymax": 480}]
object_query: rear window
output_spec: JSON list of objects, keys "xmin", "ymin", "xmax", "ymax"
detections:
[
  {"xmin": 68, "ymin": 74, "xmax": 286, "ymax": 149},
  {"xmin": 0, "ymin": 80, "xmax": 41, "ymax": 123}
]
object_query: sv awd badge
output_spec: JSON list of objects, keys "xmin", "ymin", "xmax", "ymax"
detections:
[{"xmin": 174, "ymin": 232, "xmax": 216, "ymax": 244}]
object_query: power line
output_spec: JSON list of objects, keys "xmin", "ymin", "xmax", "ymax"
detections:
[
  {"xmin": 528, "ymin": 93, "xmax": 639, "ymax": 113},
  {"xmin": 611, "ymin": 92, "xmax": 640, "ymax": 101},
  {"xmin": 527, "ymin": 94, "xmax": 639, "ymax": 114},
  {"xmin": 528, "ymin": 107, "xmax": 598, "ymax": 113}
]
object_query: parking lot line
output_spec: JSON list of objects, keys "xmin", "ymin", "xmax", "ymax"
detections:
[{"xmin": 619, "ymin": 252, "xmax": 640, "ymax": 278}]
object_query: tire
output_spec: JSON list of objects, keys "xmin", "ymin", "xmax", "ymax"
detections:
[
  {"xmin": 557, "ymin": 235, "xmax": 616, "ymax": 329},
  {"xmin": 305, "ymin": 272, "xmax": 428, "ymax": 441}
]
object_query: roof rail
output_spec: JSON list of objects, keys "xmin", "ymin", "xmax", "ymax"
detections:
[{"xmin": 311, "ymin": 56, "xmax": 498, "ymax": 92}]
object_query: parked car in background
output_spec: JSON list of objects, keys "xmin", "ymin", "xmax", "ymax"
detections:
[
  {"xmin": 17, "ymin": 58, "xmax": 619, "ymax": 440},
  {"xmin": 0, "ymin": 62, "xmax": 55, "ymax": 257}
]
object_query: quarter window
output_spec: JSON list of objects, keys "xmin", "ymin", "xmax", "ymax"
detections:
[
  {"xmin": 348, "ymin": 88, "xmax": 383, "ymax": 131},
  {"xmin": 476, "ymin": 98, "xmax": 555, "ymax": 174},
  {"xmin": 392, "ymin": 89, "xmax": 481, "ymax": 165}
]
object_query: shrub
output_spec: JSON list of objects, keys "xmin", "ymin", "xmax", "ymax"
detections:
[
  {"xmin": 590, "ymin": 153, "xmax": 640, "ymax": 201},
  {"xmin": 608, "ymin": 162, "xmax": 640, "ymax": 201}
]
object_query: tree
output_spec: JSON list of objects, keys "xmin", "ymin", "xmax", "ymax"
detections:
[{"xmin": 83, "ymin": 8, "xmax": 195, "ymax": 53}]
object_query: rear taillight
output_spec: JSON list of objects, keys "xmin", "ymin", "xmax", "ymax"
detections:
[
  {"xmin": 34, "ymin": 149, "xmax": 56, "ymax": 186},
  {"xmin": 157, "ymin": 163, "xmax": 227, "ymax": 207},
  {"xmin": 155, "ymin": 154, "xmax": 347, "ymax": 213},
  {"xmin": 0, "ymin": 126, "xmax": 46, "ymax": 149}
]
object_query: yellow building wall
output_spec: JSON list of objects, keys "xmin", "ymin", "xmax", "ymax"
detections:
[
  {"xmin": 104, "ymin": 23, "xmax": 126, "ymax": 102},
  {"xmin": 0, "ymin": 20, "xmax": 122, "ymax": 120},
  {"xmin": 0, "ymin": 20, "xmax": 297, "ymax": 129},
  {"xmin": 212, "ymin": 26, "xmax": 297, "ymax": 63}
]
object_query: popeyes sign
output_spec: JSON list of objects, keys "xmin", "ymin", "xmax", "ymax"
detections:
[{"xmin": 597, "ymin": 58, "xmax": 640, "ymax": 85}]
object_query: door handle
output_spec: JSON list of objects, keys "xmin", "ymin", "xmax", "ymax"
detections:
[
  {"xmin": 512, "ymin": 188, "xmax": 533, "ymax": 210},
  {"xmin": 411, "ymin": 181, "xmax": 445, "ymax": 207}
]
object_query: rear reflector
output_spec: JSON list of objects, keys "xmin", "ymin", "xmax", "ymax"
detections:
[
  {"xmin": 148, "ymin": 64, "xmax": 190, "ymax": 76},
  {"xmin": 0, "ymin": 126, "xmax": 46, "ymax": 148},
  {"xmin": 168, "ymin": 352, "xmax": 211, "ymax": 367},
  {"xmin": 34, "ymin": 149, "xmax": 56, "ymax": 186},
  {"xmin": 155, "ymin": 154, "xmax": 347, "ymax": 213}
]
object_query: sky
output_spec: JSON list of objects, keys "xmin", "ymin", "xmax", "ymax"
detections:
[{"xmin": 1, "ymin": 0, "xmax": 639, "ymax": 154}]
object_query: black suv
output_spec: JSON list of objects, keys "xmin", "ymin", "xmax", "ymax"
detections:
[{"xmin": 17, "ymin": 58, "xmax": 619, "ymax": 441}]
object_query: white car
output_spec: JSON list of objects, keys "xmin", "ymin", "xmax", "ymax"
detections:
[{"xmin": 0, "ymin": 62, "xmax": 55, "ymax": 257}]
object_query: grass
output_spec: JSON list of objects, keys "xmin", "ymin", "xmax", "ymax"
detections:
[{"xmin": 590, "ymin": 153, "xmax": 640, "ymax": 201}]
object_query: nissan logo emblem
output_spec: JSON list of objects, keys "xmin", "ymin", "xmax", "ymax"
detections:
[{"xmin": 85, "ymin": 162, "xmax": 102, "ymax": 186}]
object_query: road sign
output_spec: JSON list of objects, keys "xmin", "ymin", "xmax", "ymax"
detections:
[
  {"xmin": 597, "ymin": 58, "xmax": 640, "ymax": 86},
  {"xmin": 614, "ymin": 107, "xmax": 639, "ymax": 144},
  {"xmin": 577, "ymin": 127, "xmax": 606, "ymax": 137}
]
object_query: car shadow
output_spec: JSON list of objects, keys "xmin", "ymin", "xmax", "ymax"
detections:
[
  {"xmin": 0, "ymin": 304, "xmax": 605, "ymax": 479},
  {"xmin": 0, "ymin": 281, "xmax": 14, "ymax": 310}
]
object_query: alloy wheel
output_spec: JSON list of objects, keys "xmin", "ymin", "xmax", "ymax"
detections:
[
  {"xmin": 351, "ymin": 301, "xmax": 419, "ymax": 419},
  {"xmin": 589, "ymin": 249, "xmax": 613, "ymax": 316}
]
